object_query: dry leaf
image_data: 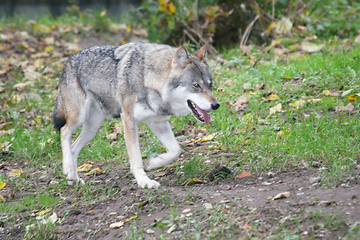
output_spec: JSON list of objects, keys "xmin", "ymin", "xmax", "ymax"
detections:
[
  {"xmin": 84, "ymin": 167, "xmax": 105, "ymax": 176},
  {"xmin": 322, "ymin": 90, "xmax": 333, "ymax": 96},
  {"xmin": 273, "ymin": 191, "xmax": 291, "ymax": 200},
  {"xmin": 269, "ymin": 103, "xmax": 282, "ymax": 116},
  {"xmin": 0, "ymin": 181, "xmax": 6, "ymax": 190},
  {"xmin": 348, "ymin": 95, "xmax": 357, "ymax": 102},
  {"xmin": 37, "ymin": 208, "xmax": 52, "ymax": 216},
  {"xmin": 268, "ymin": 93, "xmax": 280, "ymax": 101},
  {"xmin": 182, "ymin": 178, "xmax": 205, "ymax": 186},
  {"xmin": 300, "ymin": 42, "xmax": 324, "ymax": 53},
  {"xmin": 109, "ymin": 221, "xmax": 124, "ymax": 229},
  {"xmin": 236, "ymin": 172, "xmax": 251, "ymax": 178},
  {"xmin": 242, "ymin": 223, "xmax": 252, "ymax": 229},
  {"xmin": 289, "ymin": 100, "xmax": 306, "ymax": 108},
  {"xmin": 335, "ymin": 103, "xmax": 354, "ymax": 112},
  {"xmin": 86, "ymin": 210, "xmax": 95, "ymax": 215},
  {"xmin": 202, "ymin": 133, "xmax": 216, "ymax": 142},
  {"xmin": 233, "ymin": 96, "xmax": 248, "ymax": 112},
  {"xmin": 77, "ymin": 163, "xmax": 93, "ymax": 172},
  {"xmin": 7, "ymin": 169, "xmax": 25, "ymax": 176}
]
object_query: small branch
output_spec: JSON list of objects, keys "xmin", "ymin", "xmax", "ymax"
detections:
[{"xmin": 240, "ymin": 15, "xmax": 260, "ymax": 49}]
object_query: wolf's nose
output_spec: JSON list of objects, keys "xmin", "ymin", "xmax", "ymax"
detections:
[{"xmin": 211, "ymin": 102, "xmax": 220, "ymax": 110}]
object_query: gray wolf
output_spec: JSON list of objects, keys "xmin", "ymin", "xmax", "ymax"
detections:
[{"xmin": 53, "ymin": 42, "xmax": 220, "ymax": 188}]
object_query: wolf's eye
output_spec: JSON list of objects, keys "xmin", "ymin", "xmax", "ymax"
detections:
[{"xmin": 193, "ymin": 83, "xmax": 200, "ymax": 89}]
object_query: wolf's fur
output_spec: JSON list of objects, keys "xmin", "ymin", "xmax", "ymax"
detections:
[{"xmin": 54, "ymin": 42, "xmax": 219, "ymax": 188}]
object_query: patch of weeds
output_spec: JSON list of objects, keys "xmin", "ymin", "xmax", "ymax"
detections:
[
  {"xmin": 182, "ymin": 156, "xmax": 204, "ymax": 180},
  {"xmin": 0, "ymin": 194, "xmax": 59, "ymax": 215}
]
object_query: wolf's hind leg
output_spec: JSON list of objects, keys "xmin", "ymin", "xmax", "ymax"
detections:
[
  {"xmin": 61, "ymin": 122, "xmax": 82, "ymax": 183},
  {"xmin": 145, "ymin": 117, "xmax": 181, "ymax": 170}
]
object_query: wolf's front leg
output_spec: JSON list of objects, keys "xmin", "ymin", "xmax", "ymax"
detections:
[
  {"xmin": 145, "ymin": 117, "xmax": 181, "ymax": 170},
  {"xmin": 121, "ymin": 113, "xmax": 160, "ymax": 188}
]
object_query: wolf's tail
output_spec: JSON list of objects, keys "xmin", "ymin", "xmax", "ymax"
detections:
[{"xmin": 53, "ymin": 96, "xmax": 66, "ymax": 131}]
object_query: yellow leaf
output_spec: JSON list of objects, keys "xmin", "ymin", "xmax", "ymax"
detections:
[
  {"xmin": 158, "ymin": 0, "xmax": 176, "ymax": 15},
  {"xmin": 125, "ymin": 215, "xmax": 138, "ymax": 222},
  {"xmin": 289, "ymin": 100, "xmax": 306, "ymax": 108},
  {"xmin": 0, "ymin": 181, "xmax": 6, "ymax": 190},
  {"xmin": 77, "ymin": 163, "xmax": 93, "ymax": 172},
  {"xmin": 84, "ymin": 168, "xmax": 105, "ymax": 176},
  {"xmin": 0, "ymin": 194, "xmax": 5, "ymax": 202},
  {"xmin": 7, "ymin": 169, "xmax": 25, "ymax": 176},
  {"xmin": 267, "ymin": 22, "xmax": 277, "ymax": 32},
  {"xmin": 268, "ymin": 93, "xmax": 280, "ymax": 101},
  {"xmin": 126, "ymin": 25, "xmax": 131, "ymax": 33},
  {"xmin": 348, "ymin": 95, "xmax": 357, "ymax": 102},
  {"xmin": 100, "ymin": 10, "xmax": 107, "ymax": 17},
  {"xmin": 45, "ymin": 46, "xmax": 55, "ymax": 53},
  {"xmin": 322, "ymin": 90, "xmax": 333, "ymax": 96},
  {"xmin": 241, "ymin": 113, "xmax": 253, "ymax": 122},
  {"xmin": 182, "ymin": 178, "xmax": 204, "ymax": 186},
  {"xmin": 269, "ymin": 103, "xmax": 282, "ymax": 115},
  {"xmin": 37, "ymin": 208, "xmax": 52, "ymax": 216},
  {"xmin": 202, "ymin": 133, "xmax": 216, "ymax": 142}
]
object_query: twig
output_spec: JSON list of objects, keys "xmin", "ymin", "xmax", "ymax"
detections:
[
  {"xmin": 272, "ymin": 0, "xmax": 275, "ymax": 19},
  {"xmin": 183, "ymin": 29, "xmax": 201, "ymax": 48},
  {"xmin": 239, "ymin": 15, "xmax": 260, "ymax": 49},
  {"xmin": 187, "ymin": 28, "xmax": 218, "ymax": 54}
]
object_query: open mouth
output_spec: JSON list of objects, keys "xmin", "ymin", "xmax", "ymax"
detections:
[{"xmin": 187, "ymin": 100, "xmax": 211, "ymax": 124}]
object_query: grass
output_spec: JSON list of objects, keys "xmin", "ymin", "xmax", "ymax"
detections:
[{"xmin": 0, "ymin": 12, "xmax": 359, "ymax": 239}]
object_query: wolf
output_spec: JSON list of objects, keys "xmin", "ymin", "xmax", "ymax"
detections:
[{"xmin": 53, "ymin": 42, "xmax": 220, "ymax": 188}]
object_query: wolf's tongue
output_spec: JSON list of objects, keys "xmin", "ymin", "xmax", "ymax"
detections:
[{"xmin": 196, "ymin": 105, "xmax": 211, "ymax": 124}]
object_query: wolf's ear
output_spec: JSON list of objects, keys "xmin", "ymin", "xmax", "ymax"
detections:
[
  {"xmin": 194, "ymin": 45, "xmax": 207, "ymax": 63},
  {"xmin": 173, "ymin": 46, "xmax": 190, "ymax": 68}
]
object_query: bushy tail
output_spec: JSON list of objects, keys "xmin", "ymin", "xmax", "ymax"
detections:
[{"xmin": 53, "ymin": 96, "xmax": 66, "ymax": 131}]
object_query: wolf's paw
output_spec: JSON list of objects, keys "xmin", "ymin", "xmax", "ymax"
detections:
[
  {"xmin": 136, "ymin": 175, "xmax": 160, "ymax": 188},
  {"xmin": 67, "ymin": 177, "xmax": 85, "ymax": 186}
]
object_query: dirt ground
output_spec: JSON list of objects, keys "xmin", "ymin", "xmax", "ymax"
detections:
[{"xmin": 55, "ymin": 168, "xmax": 360, "ymax": 239}]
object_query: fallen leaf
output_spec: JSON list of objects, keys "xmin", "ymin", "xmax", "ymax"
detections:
[
  {"xmin": 167, "ymin": 224, "xmax": 177, "ymax": 234},
  {"xmin": 348, "ymin": 95, "xmax": 357, "ymax": 102},
  {"xmin": 242, "ymin": 223, "xmax": 252, "ymax": 229},
  {"xmin": 37, "ymin": 208, "xmax": 52, "ymax": 216},
  {"xmin": 241, "ymin": 113, "xmax": 253, "ymax": 122},
  {"xmin": 269, "ymin": 103, "xmax": 282, "ymax": 116},
  {"xmin": 273, "ymin": 191, "xmax": 291, "ymax": 200},
  {"xmin": 77, "ymin": 163, "xmax": 93, "ymax": 172},
  {"xmin": 341, "ymin": 89, "xmax": 353, "ymax": 97},
  {"xmin": 335, "ymin": 103, "xmax": 354, "ymax": 112},
  {"xmin": 7, "ymin": 169, "xmax": 25, "ymax": 176},
  {"xmin": 268, "ymin": 93, "xmax": 280, "ymax": 101},
  {"xmin": 109, "ymin": 221, "xmax": 124, "ymax": 229},
  {"xmin": 84, "ymin": 167, "xmax": 105, "ymax": 176},
  {"xmin": 243, "ymin": 82, "xmax": 252, "ymax": 90},
  {"xmin": 125, "ymin": 215, "xmax": 138, "ymax": 222},
  {"xmin": 322, "ymin": 90, "xmax": 333, "ymax": 96},
  {"xmin": 0, "ymin": 194, "xmax": 5, "ymax": 202},
  {"xmin": 202, "ymin": 133, "xmax": 216, "ymax": 142},
  {"xmin": 86, "ymin": 210, "xmax": 95, "ymax": 215},
  {"xmin": 233, "ymin": 96, "xmax": 248, "ymax": 112},
  {"xmin": 289, "ymin": 100, "xmax": 306, "ymax": 108},
  {"xmin": 236, "ymin": 172, "xmax": 251, "ymax": 178},
  {"xmin": 0, "ymin": 181, "xmax": 6, "ymax": 190},
  {"xmin": 182, "ymin": 178, "xmax": 205, "ymax": 186},
  {"xmin": 300, "ymin": 41, "xmax": 324, "ymax": 53},
  {"xmin": 276, "ymin": 17, "xmax": 293, "ymax": 34}
]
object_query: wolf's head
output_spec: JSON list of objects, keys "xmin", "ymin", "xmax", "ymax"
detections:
[{"xmin": 166, "ymin": 45, "xmax": 220, "ymax": 123}]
